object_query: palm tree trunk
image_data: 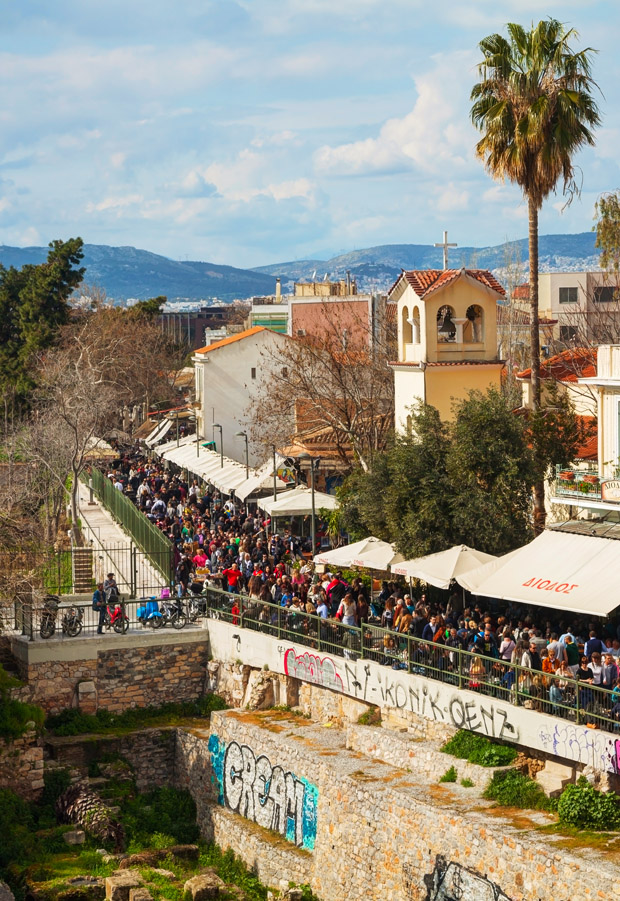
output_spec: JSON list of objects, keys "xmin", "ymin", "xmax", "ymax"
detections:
[{"xmin": 529, "ymin": 196, "xmax": 546, "ymax": 534}]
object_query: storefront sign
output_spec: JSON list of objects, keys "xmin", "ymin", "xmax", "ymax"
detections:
[{"xmin": 601, "ymin": 480, "xmax": 620, "ymax": 502}]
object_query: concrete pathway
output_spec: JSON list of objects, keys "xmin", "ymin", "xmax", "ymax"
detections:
[{"xmin": 77, "ymin": 480, "xmax": 167, "ymax": 596}]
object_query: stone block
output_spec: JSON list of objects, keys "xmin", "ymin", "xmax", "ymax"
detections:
[
  {"xmin": 77, "ymin": 681, "xmax": 98, "ymax": 715},
  {"xmin": 128, "ymin": 890, "xmax": 152, "ymax": 901},
  {"xmin": 536, "ymin": 760, "xmax": 575, "ymax": 797},
  {"xmin": 169, "ymin": 844, "xmax": 199, "ymax": 861},
  {"xmin": 183, "ymin": 873, "xmax": 225, "ymax": 901},
  {"xmin": 106, "ymin": 871, "xmax": 143, "ymax": 901},
  {"xmin": 150, "ymin": 870, "xmax": 175, "ymax": 881},
  {"xmin": 63, "ymin": 830, "xmax": 86, "ymax": 845}
]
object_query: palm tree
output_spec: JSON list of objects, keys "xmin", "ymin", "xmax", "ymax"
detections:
[{"xmin": 470, "ymin": 19, "xmax": 600, "ymax": 531}]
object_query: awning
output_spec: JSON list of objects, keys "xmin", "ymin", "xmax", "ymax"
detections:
[
  {"xmin": 315, "ymin": 537, "xmax": 391, "ymax": 568},
  {"xmin": 456, "ymin": 529, "xmax": 620, "ymax": 616},
  {"xmin": 236, "ymin": 458, "xmax": 291, "ymax": 501},
  {"xmin": 145, "ymin": 418, "xmax": 173, "ymax": 448},
  {"xmin": 392, "ymin": 544, "xmax": 497, "ymax": 589},
  {"xmin": 259, "ymin": 486, "xmax": 339, "ymax": 517}
]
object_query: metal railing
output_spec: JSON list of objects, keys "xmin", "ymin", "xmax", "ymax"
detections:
[
  {"xmin": 201, "ymin": 588, "xmax": 620, "ymax": 735},
  {"xmin": 87, "ymin": 468, "xmax": 174, "ymax": 582},
  {"xmin": 555, "ymin": 465, "xmax": 602, "ymax": 501},
  {"xmin": 14, "ymin": 580, "xmax": 620, "ymax": 735}
]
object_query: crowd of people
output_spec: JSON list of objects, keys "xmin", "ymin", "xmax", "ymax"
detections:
[{"xmin": 102, "ymin": 449, "xmax": 620, "ymax": 733}]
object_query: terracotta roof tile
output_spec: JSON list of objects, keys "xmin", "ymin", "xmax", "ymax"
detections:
[
  {"xmin": 194, "ymin": 325, "xmax": 266, "ymax": 355},
  {"xmin": 388, "ymin": 268, "xmax": 506, "ymax": 299},
  {"xmin": 575, "ymin": 416, "xmax": 597, "ymax": 461},
  {"xmin": 512, "ymin": 284, "xmax": 530, "ymax": 300},
  {"xmin": 517, "ymin": 347, "xmax": 597, "ymax": 382}
]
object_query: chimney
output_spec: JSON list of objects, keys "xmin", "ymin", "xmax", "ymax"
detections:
[
  {"xmin": 275, "ymin": 277, "xmax": 281, "ymax": 301},
  {"xmin": 346, "ymin": 270, "xmax": 351, "ymax": 293}
]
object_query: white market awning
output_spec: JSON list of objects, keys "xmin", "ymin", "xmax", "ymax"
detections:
[
  {"xmin": 259, "ymin": 486, "xmax": 339, "ymax": 517},
  {"xmin": 145, "ymin": 418, "xmax": 173, "ymax": 448},
  {"xmin": 455, "ymin": 529, "xmax": 620, "ymax": 617},
  {"xmin": 236, "ymin": 458, "xmax": 291, "ymax": 501},
  {"xmin": 315, "ymin": 536, "xmax": 391, "ymax": 568},
  {"xmin": 392, "ymin": 544, "xmax": 497, "ymax": 589}
]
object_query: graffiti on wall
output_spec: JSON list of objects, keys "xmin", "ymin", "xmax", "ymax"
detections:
[
  {"xmin": 284, "ymin": 649, "xmax": 343, "ymax": 691},
  {"xmin": 280, "ymin": 646, "xmax": 520, "ymax": 743},
  {"xmin": 538, "ymin": 722, "xmax": 620, "ymax": 775},
  {"xmin": 208, "ymin": 735, "xmax": 318, "ymax": 850},
  {"xmin": 419, "ymin": 856, "xmax": 512, "ymax": 901}
]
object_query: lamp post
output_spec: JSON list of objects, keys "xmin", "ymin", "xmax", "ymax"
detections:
[
  {"xmin": 213, "ymin": 423, "xmax": 223, "ymax": 467},
  {"xmin": 299, "ymin": 453, "xmax": 319, "ymax": 556},
  {"xmin": 272, "ymin": 444, "xmax": 277, "ymax": 502},
  {"xmin": 235, "ymin": 431, "xmax": 249, "ymax": 479}
]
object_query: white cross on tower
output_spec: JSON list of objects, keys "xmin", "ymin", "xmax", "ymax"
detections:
[{"xmin": 434, "ymin": 230, "xmax": 458, "ymax": 270}]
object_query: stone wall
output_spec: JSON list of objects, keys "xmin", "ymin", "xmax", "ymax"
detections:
[
  {"xmin": 0, "ymin": 731, "xmax": 44, "ymax": 800},
  {"xmin": 45, "ymin": 728, "xmax": 176, "ymax": 792},
  {"xmin": 9, "ymin": 634, "xmax": 209, "ymax": 714},
  {"xmin": 175, "ymin": 709, "xmax": 620, "ymax": 901}
]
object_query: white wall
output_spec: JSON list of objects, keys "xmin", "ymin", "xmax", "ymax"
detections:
[
  {"xmin": 194, "ymin": 330, "xmax": 290, "ymax": 467},
  {"xmin": 206, "ymin": 617, "xmax": 620, "ymax": 774}
]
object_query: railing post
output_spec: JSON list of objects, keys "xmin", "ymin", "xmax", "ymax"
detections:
[
  {"xmin": 457, "ymin": 648, "xmax": 464, "ymax": 690},
  {"xmin": 131, "ymin": 543, "xmax": 137, "ymax": 599},
  {"xmin": 575, "ymin": 680, "xmax": 580, "ymax": 726},
  {"xmin": 359, "ymin": 625, "xmax": 364, "ymax": 662},
  {"xmin": 513, "ymin": 664, "xmax": 519, "ymax": 707}
]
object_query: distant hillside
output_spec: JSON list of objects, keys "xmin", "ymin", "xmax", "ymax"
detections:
[
  {"xmin": 0, "ymin": 243, "xmax": 282, "ymax": 302},
  {"xmin": 0, "ymin": 232, "xmax": 601, "ymax": 302},
  {"xmin": 254, "ymin": 232, "xmax": 601, "ymax": 292}
]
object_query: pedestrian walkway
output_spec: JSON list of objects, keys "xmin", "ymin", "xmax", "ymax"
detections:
[{"xmin": 77, "ymin": 480, "xmax": 166, "ymax": 596}]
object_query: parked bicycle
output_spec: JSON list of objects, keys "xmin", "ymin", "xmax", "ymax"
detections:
[
  {"xmin": 153, "ymin": 596, "xmax": 187, "ymax": 630},
  {"xmin": 40, "ymin": 596, "xmax": 83, "ymax": 639}
]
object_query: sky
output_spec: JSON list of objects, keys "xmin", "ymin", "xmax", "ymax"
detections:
[{"xmin": 1, "ymin": 0, "xmax": 619, "ymax": 268}]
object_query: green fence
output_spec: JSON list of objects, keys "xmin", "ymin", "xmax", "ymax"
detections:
[{"xmin": 88, "ymin": 468, "xmax": 173, "ymax": 582}]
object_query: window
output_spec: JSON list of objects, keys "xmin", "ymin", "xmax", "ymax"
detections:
[
  {"xmin": 251, "ymin": 367, "xmax": 257, "ymax": 380},
  {"xmin": 464, "ymin": 304, "xmax": 484, "ymax": 343},
  {"xmin": 594, "ymin": 286, "xmax": 617, "ymax": 303},
  {"xmin": 559, "ymin": 286, "xmax": 579, "ymax": 304},
  {"xmin": 560, "ymin": 325, "xmax": 578, "ymax": 343},
  {"xmin": 437, "ymin": 305, "xmax": 456, "ymax": 343},
  {"xmin": 402, "ymin": 306, "xmax": 413, "ymax": 344}
]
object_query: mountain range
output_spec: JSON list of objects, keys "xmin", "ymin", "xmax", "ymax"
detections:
[{"xmin": 0, "ymin": 232, "xmax": 601, "ymax": 302}]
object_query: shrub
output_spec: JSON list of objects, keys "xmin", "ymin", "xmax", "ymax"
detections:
[
  {"xmin": 122, "ymin": 787, "xmax": 199, "ymax": 847},
  {"xmin": 558, "ymin": 777, "xmax": 620, "ymax": 830},
  {"xmin": 45, "ymin": 695, "xmax": 227, "ymax": 736},
  {"xmin": 441, "ymin": 729, "xmax": 517, "ymax": 767},
  {"xmin": 0, "ymin": 664, "xmax": 45, "ymax": 740},
  {"xmin": 41, "ymin": 768, "xmax": 72, "ymax": 811},
  {"xmin": 483, "ymin": 769, "xmax": 552, "ymax": 811},
  {"xmin": 439, "ymin": 766, "xmax": 458, "ymax": 783},
  {"xmin": 460, "ymin": 778, "xmax": 474, "ymax": 788}
]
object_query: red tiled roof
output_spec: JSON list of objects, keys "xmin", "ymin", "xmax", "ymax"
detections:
[
  {"xmin": 194, "ymin": 325, "xmax": 266, "ymax": 354},
  {"xmin": 512, "ymin": 284, "xmax": 530, "ymax": 300},
  {"xmin": 517, "ymin": 347, "xmax": 597, "ymax": 382},
  {"xmin": 388, "ymin": 268, "xmax": 506, "ymax": 299},
  {"xmin": 575, "ymin": 416, "xmax": 597, "ymax": 461},
  {"xmin": 389, "ymin": 360, "xmax": 503, "ymax": 368}
]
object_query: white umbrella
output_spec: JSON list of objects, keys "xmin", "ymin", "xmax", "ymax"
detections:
[
  {"xmin": 315, "ymin": 536, "xmax": 393, "ymax": 568},
  {"xmin": 351, "ymin": 543, "xmax": 404, "ymax": 571},
  {"xmin": 259, "ymin": 486, "xmax": 339, "ymax": 517},
  {"xmin": 391, "ymin": 544, "xmax": 497, "ymax": 589}
]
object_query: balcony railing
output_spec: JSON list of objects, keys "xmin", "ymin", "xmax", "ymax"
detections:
[{"xmin": 554, "ymin": 466, "xmax": 602, "ymax": 501}]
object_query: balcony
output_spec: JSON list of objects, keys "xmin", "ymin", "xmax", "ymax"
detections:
[{"xmin": 554, "ymin": 466, "xmax": 601, "ymax": 501}]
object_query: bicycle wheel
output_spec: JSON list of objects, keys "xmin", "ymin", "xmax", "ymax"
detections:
[
  {"xmin": 149, "ymin": 614, "xmax": 165, "ymax": 630},
  {"xmin": 172, "ymin": 612, "xmax": 187, "ymax": 630},
  {"xmin": 113, "ymin": 616, "xmax": 129, "ymax": 634},
  {"xmin": 188, "ymin": 601, "xmax": 200, "ymax": 623}
]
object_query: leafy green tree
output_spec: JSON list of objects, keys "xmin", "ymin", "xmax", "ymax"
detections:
[
  {"xmin": 447, "ymin": 389, "xmax": 534, "ymax": 553},
  {"xmin": 470, "ymin": 19, "xmax": 600, "ymax": 532},
  {"xmin": 0, "ymin": 238, "xmax": 84, "ymax": 401},
  {"xmin": 594, "ymin": 191, "xmax": 620, "ymax": 273},
  {"xmin": 128, "ymin": 295, "xmax": 167, "ymax": 319}
]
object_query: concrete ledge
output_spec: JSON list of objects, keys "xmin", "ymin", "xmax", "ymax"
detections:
[{"xmin": 10, "ymin": 627, "xmax": 209, "ymax": 665}]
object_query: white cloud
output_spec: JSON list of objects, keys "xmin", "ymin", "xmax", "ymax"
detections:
[
  {"xmin": 436, "ymin": 184, "xmax": 470, "ymax": 212},
  {"xmin": 314, "ymin": 51, "xmax": 476, "ymax": 177},
  {"xmin": 110, "ymin": 152, "xmax": 126, "ymax": 169},
  {"xmin": 86, "ymin": 194, "xmax": 143, "ymax": 213}
]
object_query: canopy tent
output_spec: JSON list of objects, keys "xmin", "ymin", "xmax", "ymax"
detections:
[
  {"xmin": 314, "ymin": 536, "xmax": 394, "ymax": 569},
  {"xmin": 351, "ymin": 543, "xmax": 404, "ymax": 571},
  {"xmin": 153, "ymin": 433, "xmax": 195, "ymax": 456},
  {"xmin": 391, "ymin": 544, "xmax": 497, "ymax": 589},
  {"xmin": 259, "ymin": 486, "xmax": 339, "ymax": 517},
  {"xmin": 455, "ymin": 548, "xmax": 521, "ymax": 593},
  {"xmin": 236, "ymin": 458, "xmax": 290, "ymax": 502},
  {"xmin": 454, "ymin": 529, "xmax": 620, "ymax": 617}
]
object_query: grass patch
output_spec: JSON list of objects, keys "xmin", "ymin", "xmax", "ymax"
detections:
[
  {"xmin": 123, "ymin": 787, "xmax": 200, "ymax": 849},
  {"xmin": 45, "ymin": 695, "xmax": 227, "ymax": 736},
  {"xmin": 0, "ymin": 665, "xmax": 45, "ymax": 741},
  {"xmin": 483, "ymin": 769, "xmax": 555, "ymax": 812},
  {"xmin": 439, "ymin": 766, "xmax": 457, "ymax": 783},
  {"xmin": 460, "ymin": 778, "xmax": 474, "ymax": 788},
  {"xmin": 441, "ymin": 729, "xmax": 517, "ymax": 767}
]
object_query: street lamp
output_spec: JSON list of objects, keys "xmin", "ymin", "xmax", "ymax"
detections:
[
  {"xmin": 213, "ymin": 423, "xmax": 224, "ymax": 468},
  {"xmin": 272, "ymin": 444, "xmax": 277, "ymax": 502},
  {"xmin": 235, "ymin": 431, "xmax": 249, "ymax": 479},
  {"xmin": 299, "ymin": 453, "xmax": 320, "ymax": 556}
]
